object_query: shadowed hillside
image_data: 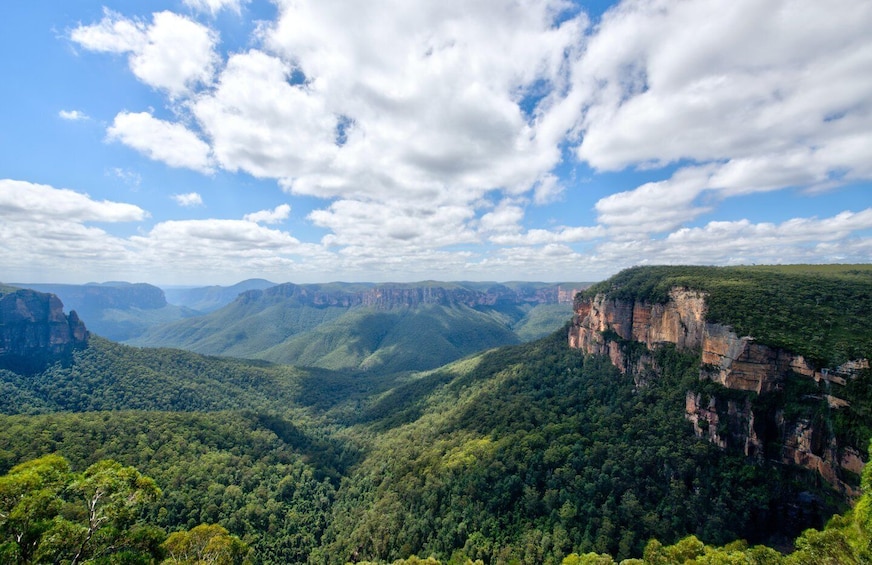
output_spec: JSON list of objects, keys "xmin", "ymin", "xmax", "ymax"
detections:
[{"xmin": 131, "ymin": 281, "xmax": 587, "ymax": 374}]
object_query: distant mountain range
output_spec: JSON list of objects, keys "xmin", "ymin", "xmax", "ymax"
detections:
[
  {"xmin": 11, "ymin": 282, "xmax": 198, "ymax": 341},
  {"xmin": 130, "ymin": 281, "xmax": 588, "ymax": 374},
  {"xmin": 163, "ymin": 278, "xmax": 277, "ymax": 313},
  {"xmin": 8, "ymin": 280, "xmax": 588, "ymax": 374}
]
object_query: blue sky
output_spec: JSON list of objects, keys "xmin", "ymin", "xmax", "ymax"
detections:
[{"xmin": 1, "ymin": 0, "xmax": 870, "ymax": 286}]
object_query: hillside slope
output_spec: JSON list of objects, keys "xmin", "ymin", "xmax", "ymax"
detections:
[
  {"xmin": 131, "ymin": 281, "xmax": 584, "ymax": 373},
  {"xmin": 313, "ymin": 331, "xmax": 840, "ymax": 563}
]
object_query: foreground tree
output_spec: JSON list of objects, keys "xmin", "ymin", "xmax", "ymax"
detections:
[
  {"xmin": 0, "ymin": 454, "xmax": 162, "ymax": 564},
  {"xmin": 161, "ymin": 523, "xmax": 249, "ymax": 565},
  {"xmin": 0, "ymin": 454, "xmax": 70, "ymax": 563}
]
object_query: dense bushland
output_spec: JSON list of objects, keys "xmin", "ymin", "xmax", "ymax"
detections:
[{"xmin": 1, "ymin": 265, "xmax": 870, "ymax": 563}]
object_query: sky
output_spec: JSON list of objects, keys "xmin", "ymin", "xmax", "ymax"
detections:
[{"xmin": 1, "ymin": 0, "xmax": 870, "ymax": 286}]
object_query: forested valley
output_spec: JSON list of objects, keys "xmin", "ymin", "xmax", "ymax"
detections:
[{"xmin": 1, "ymin": 265, "xmax": 871, "ymax": 564}]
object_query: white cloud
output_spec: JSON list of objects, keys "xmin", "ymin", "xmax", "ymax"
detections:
[
  {"xmin": 59, "ymin": 109, "xmax": 89, "ymax": 121},
  {"xmin": 309, "ymin": 200, "xmax": 478, "ymax": 249},
  {"xmin": 107, "ymin": 111, "xmax": 213, "ymax": 172},
  {"xmin": 0, "ymin": 179, "xmax": 146, "ymax": 223},
  {"xmin": 175, "ymin": 0, "xmax": 588, "ymax": 215},
  {"xmin": 52, "ymin": 1, "xmax": 872, "ymax": 283},
  {"xmin": 532, "ymin": 174, "xmax": 564, "ymax": 205},
  {"xmin": 0, "ymin": 180, "xmax": 330, "ymax": 284},
  {"xmin": 591, "ymin": 209, "xmax": 872, "ymax": 269},
  {"xmin": 479, "ymin": 201, "xmax": 526, "ymax": 235},
  {"xmin": 70, "ymin": 9, "xmax": 147, "ymax": 53},
  {"xmin": 172, "ymin": 192, "xmax": 203, "ymax": 207},
  {"xmin": 71, "ymin": 9, "xmax": 218, "ymax": 97},
  {"xmin": 127, "ymin": 218, "xmax": 318, "ymax": 280},
  {"xmin": 136, "ymin": 219, "xmax": 300, "ymax": 252},
  {"xmin": 0, "ymin": 180, "xmax": 147, "ymax": 280},
  {"xmin": 266, "ymin": 0, "xmax": 583, "ymax": 201},
  {"xmin": 244, "ymin": 204, "xmax": 291, "ymax": 224},
  {"xmin": 594, "ymin": 166, "xmax": 715, "ymax": 235},
  {"xmin": 192, "ymin": 50, "xmax": 338, "ymax": 180},
  {"xmin": 183, "ymin": 0, "xmax": 247, "ymax": 16},
  {"xmin": 476, "ymin": 244, "xmax": 587, "ymax": 280},
  {"xmin": 571, "ymin": 0, "xmax": 872, "ymax": 196},
  {"xmin": 68, "ymin": 1, "xmax": 592, "ymax": 263},
  {"xmin": 490, "ymin": 225, "xmax": 605, "ymax": 246}
]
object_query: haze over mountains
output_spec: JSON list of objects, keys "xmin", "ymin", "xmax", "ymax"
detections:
[
  {"xmin": 13, "ymin": 282, "xmax": 198, "ymax": 342},
  {"xmin": 162, "ymin": 278, "xmax": 277, "ymax": 313},
  {"xmin": 11, "ymin": 279, "xmax": 588, "ymax": 374}
]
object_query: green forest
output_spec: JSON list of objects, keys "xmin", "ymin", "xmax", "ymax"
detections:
[{"xmin": 1, "ymin": 265, "xmax": 871, "ymax": 563}]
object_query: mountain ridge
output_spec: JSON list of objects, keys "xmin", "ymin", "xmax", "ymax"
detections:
[{"xmin": 131, "ymin": 281, "xmax": 589, "ymax": 373}]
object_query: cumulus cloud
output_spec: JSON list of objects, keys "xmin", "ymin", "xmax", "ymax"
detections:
[
  {"xmin": 172, "ymin": 192, "xmax": 203, "ymax": 207},
  {"xmin": 192, "ymin": 50, "xmax": 338, "ymax": 180},
  {"xmin": 256, "ymin": 0, "xmax": 585, "ymax": 203},
  {"xmin": 571, "ymin": 0, "xmax": 872, "ymax": 193},
  {"xmin": 136, "ymin": 219, "xmax": 300, "ymax": 252},
  {"xmin": 107, "ymin": 111, "xmax": 213, "ymax": 172},
  {"xmin": 127, "ymin": 218, "xmax": 317, "ymax": 280},
  {"xmin": 244, "ymin": 204, "xmax": 291, "ymax": 224},
  {"xmin": 53, "ymin": 0, "xmax": 872, "ymax": 282},
  {"xmin": 490, "ymin": 225, "xmax": 605, "ymax": 246},
  {"xmin": 0, "ymin": 180, "xmax": 147, "ymax": 279},
  {"xmin": 590, "ymin": 209, "xmax": 872, "ymax": 270},
  {"xmin": 594, "ymin": 166, "xmax": 716, "ymax": 235},
  {"xmin": 59, "ymin": 109, "xmax": 89, "ymax": 121},
  {"xmin": 71, "ymin": 9, "xmax": 218, "ymax": 97},
  {"xmin": 475, "ymin": 244, "xmax": 588, "ymax": 281},
  {"xmin": 479, "ymin": 201, "xmax": 526, "ymax": 235},
  {"xmin": 0, "ymin": 179, "xmax": 146, "ymax": 223},
  {"xmin": 310, "ymin": 199, "xmax": 479, "ymax": 250}
]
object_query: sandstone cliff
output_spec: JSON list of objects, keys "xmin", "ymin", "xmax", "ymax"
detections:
[
  {"xmin": 0, "ymin": 289, "xmax": 88, "ymax": 374},
  {"xmin": 569, "ymin": 288, "xmax": 866, "ymax": 495}
]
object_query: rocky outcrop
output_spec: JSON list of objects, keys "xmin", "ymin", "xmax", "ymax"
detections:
[
  {"xmin": 569, "ymin": 288, "xmax": 866, "ymax": 496},
  {"xmin": 569, "ymin": 289, "xmax": 858, "ymax": 392},
  {"xmin": 0, "ymin": 289, "xmax": 88, "ymax": 374},
  {"xmin": 569, "ymin": 288, "xmax": 708, "ymax": 374}
]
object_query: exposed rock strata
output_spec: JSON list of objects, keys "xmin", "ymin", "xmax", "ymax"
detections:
[
  {"xmin": 0, "ymin": 289, "xmax": 88, "ymax": 374},
  {"xmin": 242, "ymin": 283, "xmax": 586, "ymax": 310},
  {"xmin": 569, "ymin": 288, "xmax": 865, "ymax": 496}
]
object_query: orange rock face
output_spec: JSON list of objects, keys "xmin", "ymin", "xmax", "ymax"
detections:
[{"xmin": 569, "ymin": 288, "xmax": 865, "ymax": 496}]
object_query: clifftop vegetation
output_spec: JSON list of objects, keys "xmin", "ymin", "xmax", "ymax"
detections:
[{"xmin": 580, "ymin": 264, "xmax": 872, "ymax": 367}]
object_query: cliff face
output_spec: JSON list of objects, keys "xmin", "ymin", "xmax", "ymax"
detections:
[
  {"xmin": 0, "ymin": 289, "xmax": 88, "ymax": 374},
  {"xmin": 569, "ymin": 288, "xmax": 865, "ymax": 495}
]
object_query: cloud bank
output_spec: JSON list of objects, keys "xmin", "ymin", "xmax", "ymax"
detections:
[{"xmin": 30, "ymin": 0, "xmax": 872, "ymax": 282}]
